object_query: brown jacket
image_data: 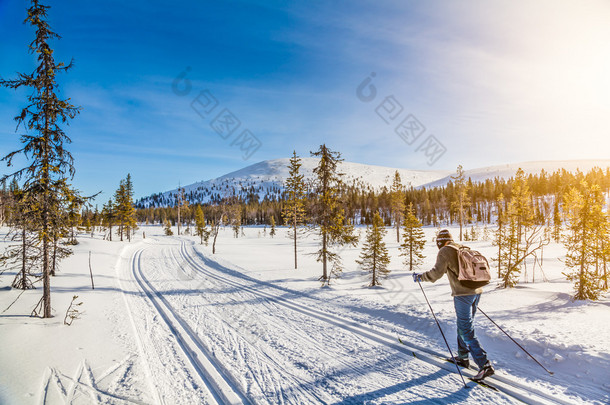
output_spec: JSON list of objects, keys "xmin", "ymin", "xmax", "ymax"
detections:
[{"xmin": 421, "ymin": 242, "xmax": 483, "ymax": 297}]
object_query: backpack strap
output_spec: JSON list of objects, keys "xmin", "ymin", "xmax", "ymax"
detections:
[
  {"xmin": 446, "ymin": 243, "xmax": 469, "ymax": 252},
  {"xmin": 442, "ymin": 243, "xmax": 462, "ymax": 277}
]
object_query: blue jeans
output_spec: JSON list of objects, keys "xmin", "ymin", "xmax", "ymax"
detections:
[{"xmin": 454, "ymin": 294, "xmax": 488, "ymax": 369}]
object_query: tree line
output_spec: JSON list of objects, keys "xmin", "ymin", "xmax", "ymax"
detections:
[{"xmin": 133, "ymin": 150, "xmax": 610, "ymax": 299}]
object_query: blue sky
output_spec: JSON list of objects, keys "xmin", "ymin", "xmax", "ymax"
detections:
[{"xmin": 1, "ymin": 0, "xmax": 609, "ymax": 203}]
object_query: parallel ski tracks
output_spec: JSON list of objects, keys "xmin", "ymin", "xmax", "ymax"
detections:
[
  {"xmin": 177, "ymin": 240, "xmax": 576, "ymax": 405},
  {"xmin": 130, "ymin": 248, "xmax": 250, "ymax": 405}
]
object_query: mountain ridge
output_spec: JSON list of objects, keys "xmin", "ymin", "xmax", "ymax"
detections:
[{"xmin": 137, "ymin": 158, "xmax": 610, "ymax": 207}]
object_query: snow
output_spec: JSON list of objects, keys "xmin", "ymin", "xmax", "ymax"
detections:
[
  {"xmin": 137, "ymin": 158, "xmax": 610, "ymax": 207},
  {"xmin": 137, "ymin": 158, "xmax": 450, "ymax": 207},
  {"xmin": 424, "ymin": 159, "xmax": 610, "ymax": 188},
  {"xmin": 0, "ymin": 225, "xmax": 608, "ymax": 404}
]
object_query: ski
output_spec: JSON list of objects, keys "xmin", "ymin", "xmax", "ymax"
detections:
[
  {"xmin": 398, "ymin": 337, "xmax": 498, "ymax": 391},
  {"xmin": 468, "ymin": 378, "xmax": 498, "ymax": 391}
]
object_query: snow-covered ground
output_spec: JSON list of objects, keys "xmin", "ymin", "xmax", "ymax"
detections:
[{"xmin": 0, "ymin": 225, "xmax": 608, "ymax": 404}]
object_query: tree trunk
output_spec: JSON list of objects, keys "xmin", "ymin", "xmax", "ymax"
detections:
[
  {"xmin": 372, "ymin": 249, "xmax": 377, "ymax": 286},
  {"xmin": 459, "ymin": 194, "xmax": 463, "ymax": 241},
  {"xmin": 293, "ymin": 214, "xmax": 297, "ymax": 269},
  {"xmin": 212, "ymin": 225, "xmax": 219, "ymax": 254},
  {"xmin": 51, "ymin": 236, "xmax": 57, "ymax": 276},
  {"xmin": 322, "ymin": 232, "xmax": 328, "ymax": 281},
  {"xmin": 20, "ymin": 226, "xmax": 27, "ymax": 286},
  {"xmin": 42, "ymin": 88, "xmax": 51, "ymax": 318},
  {"xmin": 396, "ymin": 219, "xmax": 400, "ymax": 243}
]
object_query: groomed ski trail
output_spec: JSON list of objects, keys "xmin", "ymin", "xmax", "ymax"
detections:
[
  {"xmin": 120, "ymin": 237, "xmax": 525, "ymax": 404},
  {"xmin": 175, "ymin": 239, "xmax": 579, "ymax": 405}
]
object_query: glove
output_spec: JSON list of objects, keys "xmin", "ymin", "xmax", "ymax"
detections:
[{"xmin": 412, "ymin": 273, "xmax": 422, "ymax": 283}]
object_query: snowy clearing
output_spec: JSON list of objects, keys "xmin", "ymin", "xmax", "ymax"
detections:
[{"xmin": 0, "ymin": 225, "xmax": 608, "ymax": 404}]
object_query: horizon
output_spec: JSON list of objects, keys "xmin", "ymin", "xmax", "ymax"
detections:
[
  {"xmin": 141, "ymin": 156, "xmax": 610, "ymax": 203},
  {"xmin": 1, "ymin": 1, "xmax": 609, "ymax": 203}
]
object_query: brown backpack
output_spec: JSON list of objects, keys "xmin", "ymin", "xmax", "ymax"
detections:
[{"xmin": 448, "ymin": 244, "xmax": 491, "ymax": 288}]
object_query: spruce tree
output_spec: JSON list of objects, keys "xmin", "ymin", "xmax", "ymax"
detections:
[
  {"xmin": 1, "ymin": 1, "xmax": 81, "ymax": 317},
  {"xmin": 269, "ymin": 215, "xmax": 276, "ymax": 238},
  {"xmin": 451, "ymin": 165, "xmax": 470, "ymax": 241},
  {"xmin": 492, "ymin": 194, "xmax": 507, "ymax": 278},
  {"xmin": 194, "ymin": 205, "xmax": 210, "ymax": 245},
  {"xmin": 175, "ymin": 186, "xmax": 188, "ymax": 236},
  {"xmin": 390, "ymin": 171, "xmax": 406, "ymax": 242},
  {"xmin": 229, "ymin": 200, "xmax": 241, "ymax": 238},
  {"xmin": 499, "ymin": 169, "xmax": 545, "ymax": 288},
  {"xmin": 123, "ymin": 174, "xmax": 137, "ymax": 240},
  {"xmin": 552, "ymin": 197, "xmax": 562, "ymax": 242},
  {"xmin": 114, "ymin": 175, "xmax": 137, "ymax": 241},
  {"xmin": 310, "ymin": 144, "xmax": 357, "ymax": 285},
  {"xmin": 65, "ymin": 190, "xmax": 82, "ymax": 245},
  {"xmin": 399, "ymin": 202, "xmax": 426, "ymax": 271},
  {"xmin": 1, "ymin": 185, "xmax": 40, "ymax": 289},
  {"xmin": 357, "ymin": 211, "xmax": 391, "ymax": 287},
  {"xmin": 281, "ymin": 151, "xmax": 307, "ymax": 269},
  {"xmin": 164, "ymin": 218, "xmax": 174, "ymax": 236},
  {"xmin": 101, "ymin": 199, "xmax": 115, "ymax": 241},
  {"xmin": 563, "ymin": 181, "xmax": 606, "ymax": 300}
]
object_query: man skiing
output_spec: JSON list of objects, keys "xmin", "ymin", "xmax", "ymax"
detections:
[{"xmin": 413, "ymin": 229, "xmax": 494, "ymax": 381}]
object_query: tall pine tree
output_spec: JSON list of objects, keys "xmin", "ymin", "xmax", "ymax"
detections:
[
  {"xmin": 390, "ymin": 171, "xmax": 406, "ymax": 242},
  {"xmin": 399, "ymin": 202, "xmax": 426, "ymax": 272},
  {"xmin": 281, "ymin": 151, "xmax": 307, "ymax": 269},
  {"xmin": 451, "ymin": 165, "xmax": 470, "ymax": 241},
  {"xmin": 1, "ymin": 1, "xmax": 81, "ymax": 317},
  {"xmin": 114, "ymin": 175, "xmax": 137, "ymax": 242},
  {"xmin": 194, "ymin": 205, "xmax": 210, "ymax": 245},
  {"xmin": 563, "ymin": 181, "xmax": 607, "ymax": 300},
  {"xmin": 310, "ymin": 144, "xmax": 357, "ymax": 285},
  {"xmin": 357, "ymin": 211, "xmax": 391, "ymax": 287}
]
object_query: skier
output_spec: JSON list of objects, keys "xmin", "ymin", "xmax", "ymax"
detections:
[{"xmin": 413, "ymin": 229, "xmax": 495, "ymax": 381}]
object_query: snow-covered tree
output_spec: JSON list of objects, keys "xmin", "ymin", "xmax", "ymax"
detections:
[
  {"xmin": 281, "ymin": 151, "xmax": 307, "ymax": 269},
  {"xmin": 310, "ymin": 144, "xmax": 357, "ymax": 285},
  {"xmin": 357, "ymin": 211, "xmax": 391, "ymax": 286},
  {"xmin": 399, "ymin": 202, "xmax": 426, "ymax": 272}
]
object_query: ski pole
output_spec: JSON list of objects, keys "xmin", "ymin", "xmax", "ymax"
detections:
[
  {"xmin": 478, "ymin": 307, "xmax": 554, "ymax": 375},
  {"xmin": 417, "ymin": 279, "xmax": 468, "ymax": 388}
]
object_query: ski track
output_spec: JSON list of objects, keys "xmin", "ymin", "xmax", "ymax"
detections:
[
  {"xmin": 120, "ymin": 247, "xmax": 218, "ymax": 404},
  {"xmin": 130, "ymin": 248, "xmax": 248, "ymax": 404},
  {"xmin": 172, "ymin": 239, "xmax": 583, "ymax": 405},
  {"xmin": 122, "ymin": 237, "xmax": 526, "ymax": 405}
]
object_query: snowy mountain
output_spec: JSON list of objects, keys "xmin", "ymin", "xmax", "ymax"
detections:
[
  {"xmin": 424, "ymin": 159, "xmax": 610, "ymax": 188},
  {"xmin": 137, "ymin": 158, "xmax": 450, "ymax": 207},
  {"xmin": 137, "ymin": 158, "xmax": 610, "ymax": 207}
]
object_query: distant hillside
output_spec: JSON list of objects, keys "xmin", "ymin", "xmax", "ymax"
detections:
[
  {"xmin": 137, "ymin": 158, "xmax": 610, "ymax": 208},
  {"xmin": 424, "ymin": 160, "xmax": 610, "ymax": 188},
  {"xmin": 136, "ymin": 158, "xmax": 449, "ymax": 207}
]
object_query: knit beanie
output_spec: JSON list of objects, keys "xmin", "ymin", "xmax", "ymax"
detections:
[{"xmin": 436, "ymin": 229, "xmax": 453, "ymax": 249}]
